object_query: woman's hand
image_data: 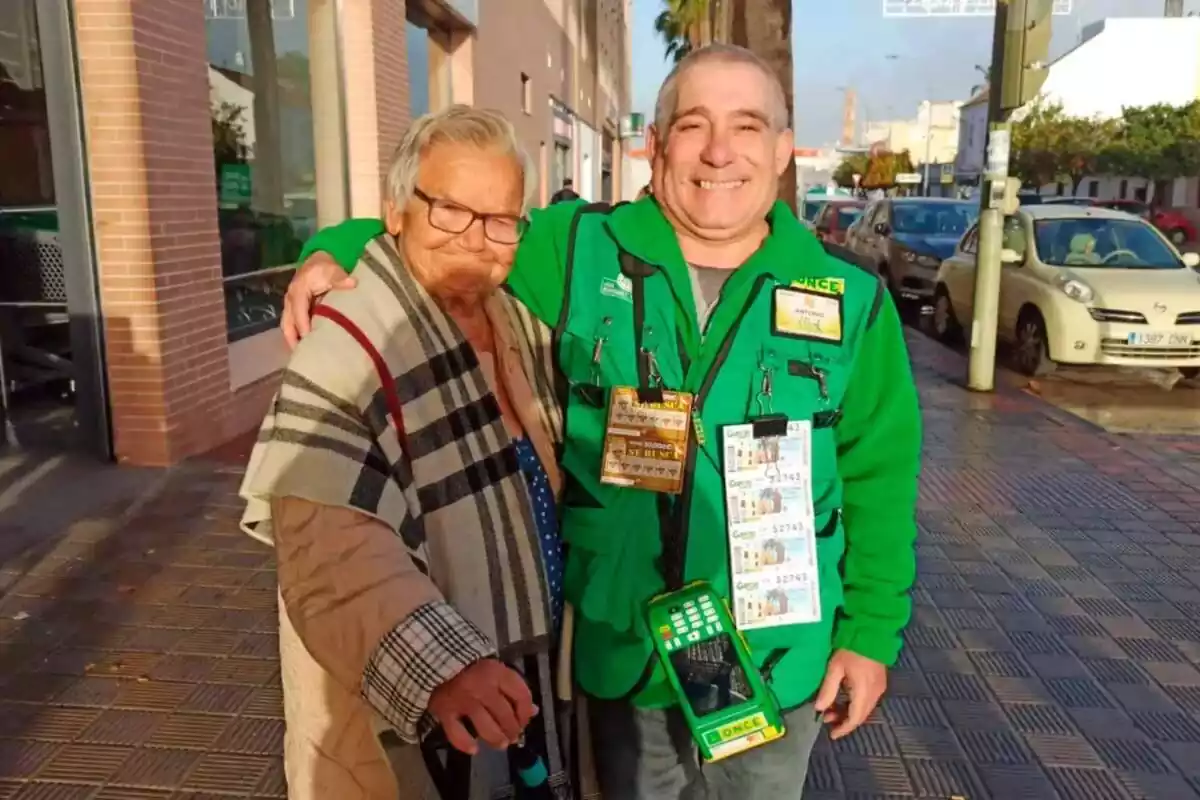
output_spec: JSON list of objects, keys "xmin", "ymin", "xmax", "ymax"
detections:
[
  {"xmin": 428, "ymin": 659, "xmax": 538, "ymax": 754},
  {"xmin": 281, "ymin": 252, "xmax": 357, "ymax": 348}
]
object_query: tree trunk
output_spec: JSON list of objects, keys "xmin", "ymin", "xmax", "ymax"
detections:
[
  {"xmin": 730, "ymin": 0, "xmax": 795, "ymax": 211},
  {"xmin": 712, "ymin": 0, "xmax": 732, "ymax": 43}
]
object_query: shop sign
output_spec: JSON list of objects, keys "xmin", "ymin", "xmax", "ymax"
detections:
[
  {"xmin": 219, "ymin": 163, "xmax": 253, "ymax": 206},
  {"xmin": 619, "ymin": 113, "xmax": 645, "ymax": 139}
]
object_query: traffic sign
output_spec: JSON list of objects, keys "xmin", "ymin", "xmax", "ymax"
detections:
[
  {"xmin": 895, "ymin": 173, "xmax": 922, "ymax": 184},
  {"xmin": 882, "ymin": 0, "xmax": 1070, "ymax": 15}
]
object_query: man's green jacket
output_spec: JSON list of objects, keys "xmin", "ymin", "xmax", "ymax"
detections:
[{"xmin": 298, "ymin": 197, "xmax": 921, "ymax": 712}]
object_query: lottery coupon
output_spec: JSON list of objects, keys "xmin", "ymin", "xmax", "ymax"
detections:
[{"xmin": 723, "ymin": 421, "xmax": 821, "ymax": 630}]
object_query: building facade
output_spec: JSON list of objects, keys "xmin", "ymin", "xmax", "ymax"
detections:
[
  {"xmin": 0, "ymin": 0, "xmax": 632, "ymax": 467},
  {"xmin": 863, "ymin": 100, "xmax": 962, "ymax": 173},
  {"xmin": 955, "ymin": 17, "xmax": 1200, "ymax": 206}
]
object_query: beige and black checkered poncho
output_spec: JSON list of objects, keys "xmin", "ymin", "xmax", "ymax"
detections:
[{"xmin": 239, "ymin": 234, "xmax": 578, "ymax": 796}]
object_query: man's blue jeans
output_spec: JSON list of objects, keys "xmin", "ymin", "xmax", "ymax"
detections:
[{"xmin": 587, "ymin": 699, "xmax": 823, "ymax": 800}]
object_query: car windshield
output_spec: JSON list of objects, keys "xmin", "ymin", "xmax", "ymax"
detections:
[
  {"xmin": 892, "ymin": 202, "xmax": 979, "ymax": 236},
  {"xmin": 1033, "ymin": 218, "xmax": 1183, "ymax": 269},
  {"xmin": 837, "ymin": 207, "xmax": 863, "ymax": 227},
  {"xmin": 802, "ymin": 201, "xmax": 824, "ymax": 222}
]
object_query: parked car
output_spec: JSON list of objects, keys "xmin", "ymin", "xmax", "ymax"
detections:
[
  {"xmin": 1040, "ymin": 197, "xmax": 1195, "ymax": 246},
  {"xmin": 811, "ymin": 200, "xmax": 865, "ymax": 245},
  {"xmin": 932, "ymin": 204, "xmax": 1200, "ymax": 377},
  {"xmin": 1099, "ymin": 200, "xmax": 1195, "ymax": 247},
  {"xmin": 845, "ymin": 197, "xmax": 979, "ymax": 304}
]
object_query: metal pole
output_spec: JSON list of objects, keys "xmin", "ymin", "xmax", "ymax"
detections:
[
  {"xmin": 921, "ymin": 101, "xmax": 933, "ymax": 196},
  {"xmin": 967, "ymin": 0, "xmax": 1011, "ymax": 392},
  {"xmin": 1165, "ymin": 0, "xmax": 1184, "ymax": 17}
]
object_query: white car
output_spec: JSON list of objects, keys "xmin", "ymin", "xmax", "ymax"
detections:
[{"xmin": 932, "ymin": 205, "xmax": 1200, "ymax": 377}]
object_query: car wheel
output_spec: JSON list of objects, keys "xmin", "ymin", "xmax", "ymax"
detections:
[
  {"xmin": 932, "ymin": 286, "xmax": 962, "ymax": 344},
  {"xmin": 1014, "ymin": 308, "xmax": 1054, "ymax": 377},
  {"xmin": 1182, "ymin": 367, "xmax": 1199, "ymax": 381},
  {"xmin": 1167, "ymin": 227, "xmax": 1188, "ymax": 246}
]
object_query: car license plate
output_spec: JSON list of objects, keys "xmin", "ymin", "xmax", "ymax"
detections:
[{"xmin": 1127, "ymin": 331, "xmax": 1191, "ymax": 347}]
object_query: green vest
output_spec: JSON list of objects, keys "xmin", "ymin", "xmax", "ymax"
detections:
[{"xmin": 555, "ymin": 200, "xmax": 885, "ymax": 711}]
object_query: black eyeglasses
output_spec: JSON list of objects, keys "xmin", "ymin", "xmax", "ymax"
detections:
[{"xmin": 413, "ymin": 188, "xmax": 528, "ymax": 245}]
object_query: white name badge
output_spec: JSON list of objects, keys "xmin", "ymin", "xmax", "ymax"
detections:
[{"xmin": 722, "ymin": 420, "xmax": 821, "ymax": 631}]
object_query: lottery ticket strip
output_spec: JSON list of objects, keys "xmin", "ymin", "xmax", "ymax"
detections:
[{"xmin": 0, "ymin": 332, "xmax": 1198, "ymax": 798}]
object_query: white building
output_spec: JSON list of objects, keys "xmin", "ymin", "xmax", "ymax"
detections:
[
  {"xmin": 955, "ymin": 17, "xmax": 1200, "ymax": 205},
  {"xmin": 865, "ymin": 100, "xmax": 962, "ymax": 168}
]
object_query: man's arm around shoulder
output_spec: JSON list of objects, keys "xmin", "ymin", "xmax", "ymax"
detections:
[
  {"xmin": 298, "ymin": 217, "xmax": 386, "ymax": 272},
  {"xmin": 504, "ymin": 199, "xmax": 586, "ymax": 327},
  {"xmin": 833, "ymin": 287, "xmax": 921, "ymax": 666},
  {"xmin": 294, "ymin": 202, "xmax": 583, "ymax": 329}
]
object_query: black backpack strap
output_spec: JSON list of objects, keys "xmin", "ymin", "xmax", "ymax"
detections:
[{"xmin": 553, "ymin": 202, "xmax": 616, "ymax": 342}]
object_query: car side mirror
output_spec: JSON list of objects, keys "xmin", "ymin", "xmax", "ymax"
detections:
[
  {"xmin": 1183, "ymin": 251, "xmax": 1200, "ymax": 270},
  {"xmin": 873, "ymin": 222, "xmax": 890, "ymax": 236},
  {"xmin": 1000, "ymin": 248, "xmax": 1024, "ymax": 265}
]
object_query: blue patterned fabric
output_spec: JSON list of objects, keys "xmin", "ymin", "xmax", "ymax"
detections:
[{"xmin": 514, "ymin": 437, "xmax": 565, "ymax": 630}]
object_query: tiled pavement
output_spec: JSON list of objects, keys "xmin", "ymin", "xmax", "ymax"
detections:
[{"xmin": 0, "ymin": 335, "xmax": 1199, "ymax": 799}]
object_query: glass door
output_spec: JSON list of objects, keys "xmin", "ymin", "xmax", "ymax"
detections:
[{"xmin": 0, "ymin": 0, "xmax": 111, "ymax": 457}]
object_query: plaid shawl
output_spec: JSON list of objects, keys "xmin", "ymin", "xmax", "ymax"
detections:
[{"xmin": 240, "ymin": 235, "xmax": 569, "ymax": 791}]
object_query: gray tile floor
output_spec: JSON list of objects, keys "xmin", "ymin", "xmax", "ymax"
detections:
[{"xmin": 0, "ymin": 335, "xmax": 1197, "ymax": 798}]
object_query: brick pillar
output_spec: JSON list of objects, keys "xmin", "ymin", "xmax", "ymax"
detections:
[
  {"xmin": 342, "ymin": 0, "xmax": 411, "ymax": 217},
  {"xmin": 74, "ymin": 0, "xmax": 230, "ymax": 466}
]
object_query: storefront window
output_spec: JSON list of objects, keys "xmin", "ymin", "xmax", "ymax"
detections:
[
  {"xmin": 0, "ymin": 0, "xmax": 52, "ymax": 209},
  {"xmin": 407, "ymin": 21, "xmax": 430, "ymax": 119},
  {"xmin": 205, "ymin": 0, "xmax": 316, "ymax": 342}
]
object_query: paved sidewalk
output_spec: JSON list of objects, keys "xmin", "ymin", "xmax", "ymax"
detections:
[{"xmin": 0, "ymin": 334, "xmax": 1197, "ymax": 798}]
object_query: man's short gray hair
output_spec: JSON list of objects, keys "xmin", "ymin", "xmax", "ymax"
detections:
[
  {"xmin": 384, "ymin": 105, "xmax": 535, "ymax": 214},
  {"xmin": 653, "ymin": 44, "xmax": 789, "ymax": 137}
]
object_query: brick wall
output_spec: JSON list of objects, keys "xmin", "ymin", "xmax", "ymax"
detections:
[
  {"xmin": 343, "ymin": 0, "xmax": 411, "ymax": 217},
  {"xmin": 475, "ymin": 0, "xmax": 577, "ymax": 202},
  {"xmin": 71, "ymin": 0, "xmax": 414, "ymax": 467},
  {"xmin": 74, "ymin": 0, "xmax": 233, "ymax": 467}
]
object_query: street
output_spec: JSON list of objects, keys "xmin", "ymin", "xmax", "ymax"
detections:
[
  {"xmin": 0, "ymin": 332, "xmax": 1195, "ymax": 798},
  {"xmin": 908, "ymin": 306, "xmax": 1200, "ymax": 438}
]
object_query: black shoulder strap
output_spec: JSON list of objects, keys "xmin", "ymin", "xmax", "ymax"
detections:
[
  {"xmin": 553, "ymin": 202, "xmax": 617, "ymax": 341},
  {"xmin": 819, "ymin": 240, "xmax": 887, "ymax": 329}
]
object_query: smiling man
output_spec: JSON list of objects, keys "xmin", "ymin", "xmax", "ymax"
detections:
[{"xmin": 279, "ymin": 44, "xmax": 921, "ymax": 800}]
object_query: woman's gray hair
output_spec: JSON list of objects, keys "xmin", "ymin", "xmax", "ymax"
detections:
[
  {"xmin": 384, "ymin": 105, "xmax": 535, "ymax": 214},
  {"xmin": 653, "ymin": 44, "xmax": 789, "ymax": 137}
]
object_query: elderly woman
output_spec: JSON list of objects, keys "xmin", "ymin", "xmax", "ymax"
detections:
[{"xmin": 240, "ymin": 106, "xmax": 577, "ymax": 799}]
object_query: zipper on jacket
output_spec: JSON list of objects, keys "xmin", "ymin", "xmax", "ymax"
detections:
[{"xmin": 663, "ymin": 273, "xmax": 772, "ymax": 590}]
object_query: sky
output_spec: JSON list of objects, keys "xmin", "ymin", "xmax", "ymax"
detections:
[{"xmin": 628, "ymin": 0, "xmax": 1200, "ymax": 146}]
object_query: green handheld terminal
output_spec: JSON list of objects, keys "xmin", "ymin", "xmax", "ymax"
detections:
[{"xmin": 647, "ymin": 581, "xmax": 786, "ymax": 762}]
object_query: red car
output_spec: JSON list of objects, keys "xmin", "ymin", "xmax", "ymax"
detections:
[
  {"xmin": 1093, "ymin": 200, "xmax": 1195, "ymax": 246},
  {"xmin": 812, "ymin": 200, "xmax": 865, "ymax": 245}
]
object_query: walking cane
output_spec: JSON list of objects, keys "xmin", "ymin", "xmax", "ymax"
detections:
[{"xmin": 421, "ymin": 724, "xmax": 555, "ymax": 800}]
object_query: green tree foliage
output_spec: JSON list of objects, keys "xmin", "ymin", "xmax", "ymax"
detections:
[
  {"xmin": 860, "ymin": 150, "xmax": 916, "ymax": 190},
  {"xmin": 654, "ymin": 0, "xmax": 710, "ymax": 63},
  {"xmin": 211, "ymin": 102, "xmax": 251, "ymax": 169},
  {"xmin": 1101, "ymin": 101, "xmax": 1200, "ymax": 198},
  {"xmin": 1010, "ymin": 102, "xmax": 1118, "ymax": 195},
  {"xmin": 833, "ymin": 153, "xmax": 870, "ymax": 188},
  {"xmin": 1012, "ymin": 101, "xmax": 1200, "ymax": 197}
]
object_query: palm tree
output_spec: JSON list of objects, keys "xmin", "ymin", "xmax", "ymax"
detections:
[
  {"xmin": 731, "ymin": 0, "xmax": 796, "ymax": 210},
  {"xmin": 654, "ymin": 6, "xmax": 693, "ymax": 64},
  {"xmin": 654, "ymin": 0, "xmax": 713, "ymax": 64}
]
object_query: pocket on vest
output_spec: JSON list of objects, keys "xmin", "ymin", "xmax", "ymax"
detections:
[{"xmin": 561, "ymin": 497, "xmax": 664, "ymax": 636}]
